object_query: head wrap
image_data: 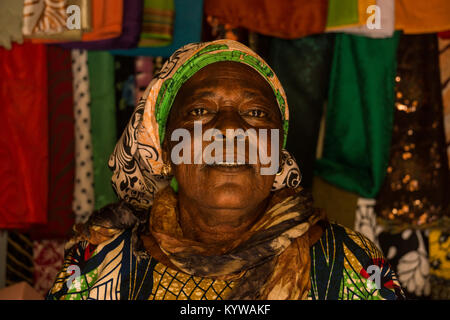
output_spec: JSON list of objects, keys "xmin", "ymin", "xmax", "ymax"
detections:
[{"xmin": 109, "ymin": 39, "xmax": 301, "ymax": 209}]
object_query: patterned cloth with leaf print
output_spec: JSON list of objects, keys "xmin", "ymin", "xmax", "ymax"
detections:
[{"xmin": 47, "ymin": 222, "xmax": 404, "ymax": 300}]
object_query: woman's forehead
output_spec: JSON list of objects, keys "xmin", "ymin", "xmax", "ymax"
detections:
[{"xmin": 177, "ymin": 61, "xmax": 276, "ymax": 101}]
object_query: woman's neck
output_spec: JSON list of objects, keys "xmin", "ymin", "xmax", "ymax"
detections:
[{"xmin": 177, "ymin": 191, "xmax": 269, "ymax": 245}]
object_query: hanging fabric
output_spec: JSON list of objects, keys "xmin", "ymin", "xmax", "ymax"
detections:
[
  {"xmin": 33, "ymin": 240, "xmax": 65, "ymax": 296},
  {"xmin": 204, "ymin": 0, "xmax": 327, "ymax": 39},
  {"xmin": 0, "ymin": 0, "xmax": 24, "ymax": 49},
  {"xmin": 87, "ymin": 51, "xmax": 118, "ymax": 210},
  {"xmin": 60, "ymin": 0, "xmax": 143, "ymax": 50},
  {"xmin": 110, "ymin": 0, "xmax": 203, "ymax": 57},
  {"xmin": 439, "ymin": 38, "xmax": 450, "ymax": 172},
  {"xmin": 325, "ymin": 0, "xmax": 360, "ymax": 30},
  {"xmin": 314, "ymin": 32, "xmax": 400, "ymax": 199},
  {"xmin": 71, "ymin": 49, "xmax": 95, "ymax": 223},
  {"xmin": 327, "ymin": 0, "xmax": 395, "ymax": 39},
  {"xmin": 5, "ymin": 232, "xmax": 34, "ymax": 287},
  {"xmin": 395, "ymin": 0, "xmax": 450, "ymax": 34},
  {"xmin": 31, "ymin": 45, "xmax": 75, "ymax": 240},
  {"xmin": 375, "ymin": 34, "xmax": 449, "ymax": 229},
  {"xmin": 0, "ymin": 43, "xmax": 48, "ymax": 229},
  {"xmin": 138, "ymin": 0, "xmax": 175, "ymax": 47}
]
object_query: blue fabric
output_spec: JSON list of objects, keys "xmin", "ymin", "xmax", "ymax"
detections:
[{"xmin": 110, "ymin": 0, "xmax": 203, "ymax": 57}]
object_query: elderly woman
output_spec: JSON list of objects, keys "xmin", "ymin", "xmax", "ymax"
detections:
[{"xmin": 48, "ymin": 40, "xmax": 404, "ymax": 300}]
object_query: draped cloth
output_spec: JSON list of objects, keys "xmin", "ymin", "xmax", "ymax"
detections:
[
  {"xmin": 204, "ymin": 0, "xmax": 328, "ymax": 39},
  {"xmin": 142, "ymin": 186, "xmax": 324, "ymax": 300},
  {"xmin": 0, "ymin": 0, "xmax": 24, "ymax": 49},
  {"xmin": 71, "ymin": 50, "xmax": 95, "ymax": 223},
  {"xmin": 0, "ymin": 43, "xmax": 48, "ymax": 229},
  {"xmin": 87, "ymin": 51, "xmax": 118, "ymax": 210},
  {"xmin": 315, "ymin": 32, "xmax": 400, "ymax": 198}
]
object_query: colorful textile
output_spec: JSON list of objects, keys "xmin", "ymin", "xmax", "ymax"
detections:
[
  {"xmin": 71, "ymin": 49, "xmax": 95, "ymax": 223},
  {"xmin": 325, "ymin": 0, "xmax": 359, "ymax": 30},
  {"xmin": 110, "ymin": 0, "xmax": 203, "ymax": 57},
  {"xmin": 0, "ymin": 0, "xmax": 24, "ymax": 49},
  {"xmin": 60, "ymin": 0, "xmax": 143, "ymax": 50},
  {"xmin": 312, "ymin": 176, "xmax": 359, "ymax": 230},
  {"xmin": 354, "ymin": 199, "xmax": 432, "ymax": 299},
  {"xmin": 31, "ymin": 46, "xmax": 75, "ymax": 240},
  {"xmin": 0, "ymin": 43, "xmax": 48, "ymax": 229},
  {"xmin": 22, "ymin": 0, "xmax": 67, "ymax": 36},
  {"xmin": 267, "ymin": 34, "xmax": 334, "ymax": 188},
  {"xmin": 204, "ymin": 0, "xmax": 328, "ymax": 40},
  {"xmin": 329, "ymin": 0, "xmax": 395, "ymax": 39},
  {"xmin": 47, "ymin": 221, "xmax": 404, "ymax": 300},
  {"xmin": 376, "ymin": 34, "xmax": 449, "ymax": 229},
  {"xmin": 87, "ymin": 51, "xmax": 118, "ymax": 210},
  {"xmin": 314, "ymin": 32, "xmax": 400, "ymax": 198},
  {"xmin": 396, "ymin": 0, "xmax": 450, "ymax": 34},
  {"xmin": 33, "ymin": 240, "xmax": 65, "ymax": 296},
  {"xmin": 138, "ymin": 0, "xmax": 175, "ymax": 47},
  {"xmin": 429, "ymin": 229, "xmax": 450, "ymax": 299},
  {"xmin": 79, "ymin": 0, "xmax": 123, "ymax": 42},
  {"xmin": 109, "ymin": 40, "xmax": 300, "ymax": 209}
]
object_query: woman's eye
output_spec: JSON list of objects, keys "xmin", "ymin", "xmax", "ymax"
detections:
[
  {"xmin": 247, "ymin": 109, "xmax": 267, "ymax": 118},
  {"xmin": 189, "ymin": 108, "xmax": 209, "ymax": 116}
]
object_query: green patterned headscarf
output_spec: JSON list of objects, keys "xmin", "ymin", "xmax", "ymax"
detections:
[{"xmin": 109, "ymin": 40, "xmax": 297, "ymax": 209}]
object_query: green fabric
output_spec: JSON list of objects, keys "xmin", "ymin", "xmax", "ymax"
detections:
[
  {"xmin": 326, "ymin": 0, "xmax": 359, "ymax": 28},
  {"xmin": 88, "ymin": 51, "xmax": 118, "ymax": 209},
  {"xmin": 315, "ymin": 32, "xmax": 400, "ymax": 198}
]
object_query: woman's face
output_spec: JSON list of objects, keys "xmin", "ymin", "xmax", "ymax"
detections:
[{"xmin": 164, "ymin": 61, "xmax": 283, "ymax": 216}]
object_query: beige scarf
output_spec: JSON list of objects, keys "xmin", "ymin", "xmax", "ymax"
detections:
[{"xmin": 141, "ymin": 186, "xmax": 325, "ymax": 300}]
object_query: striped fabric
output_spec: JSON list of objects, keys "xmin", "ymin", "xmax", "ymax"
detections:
[
  {"xmin": 138, "ymin": 0, "xmax": 175, "ymax": 47},
  {"xmin": 6, "ymin": 232, "xmax": 34, "ymax": 287}
]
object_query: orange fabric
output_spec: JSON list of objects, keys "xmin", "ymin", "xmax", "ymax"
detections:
[
  {"xmin": 81, "ymin": 0, "xmax": 123, "ymax": 41},
  {"xmin": 396, "ymin": 0, "xmax": 450, "ymax": 34},
  {"xmin": 204, "ymin": 0, "xmax": 328, "ymax": 39}
]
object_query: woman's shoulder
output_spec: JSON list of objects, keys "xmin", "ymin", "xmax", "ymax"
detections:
[{"xmin": 309, "ymin": 221, "xmax": 405, "ymax": 300}]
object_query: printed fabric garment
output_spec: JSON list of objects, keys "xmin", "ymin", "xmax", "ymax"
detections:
[
  {"xmin": 0, "ymin": 0, "xmax": 24, "ymax": 49},
  {"xmin": 87, "ymin": 51, "xmax": 118, "ymax": 210},
  {"xmin": 60, "ymin": 0, "xmax": 143, "ymax": 50},
  {"xmin": 314, "ymin": 32, "xmax": 400, "ymax": 199},
  {"xmin": 46, "ymin": 223, "xmax": 404, "ymax": 300},
  {"xmin": 429, "ymin": 229, "xmax": 450, "ymax": 299},
  {"xmin": 439, "ymin": 38, "xmax": 450, "ymax": 171},
  {"xmin": 110, "ymin": 0, "xmax": 203, "ymax": 57},
  {"xmin": 29, "ymin": 0, "xmax": 91, "ymax": 43},
  {"xmin": 354, "ymin": 198, "xmax": 432, "ymax": 300},
  {"xmin": 203, "ymin": 0, "xmax": 328, "ymax": 40},
  {"xmin": 71, "ymin": 49, "xmax": 95, "ymax": 223},
  {"xmin": 22, "ymin": 0, "xmax": 67, "ymax": 36},
  {"xmin": 33, "ymin": 240, "xmax": 65, "ymax": 296},
  {"xmin": 31, "ymin": 45, "xmax": 75, "ymax": 240},
  {"xmin": 375, "ymin": 34, "xmax": 449, "ymax": 229},
  {"xmin": 266, "ymin": 34, "xmax": 335, "ymax": 188},
  {"xmin": 327, "ymin": 0, "xmax": 395, "ymax": 39},
  {"xmin": 395, "ymin": 0, "xmax": 450, "ymax": 34},
  {"xmin": 0, "ymin": 43, "xmax": 48, "ymax": 229},
  {"xmin": 138, "ymin": 0, "xmax": 175, "ymax": 47}
]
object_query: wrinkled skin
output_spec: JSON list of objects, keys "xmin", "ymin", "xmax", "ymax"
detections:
[{"xmin": 163, "ymin": 61, "xmax": 283, "ymax": 245}]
